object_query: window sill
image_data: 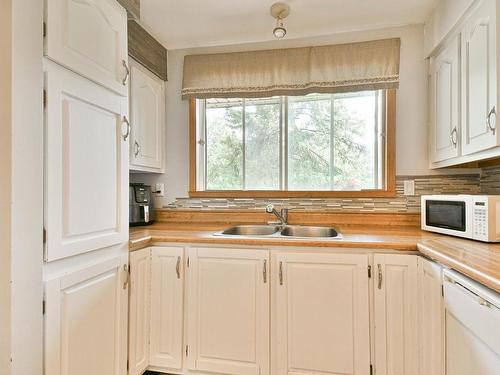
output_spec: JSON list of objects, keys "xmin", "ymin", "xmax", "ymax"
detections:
[{"xmin": 188, "ymin": 190, "xmax": 397, "ymax": 199}]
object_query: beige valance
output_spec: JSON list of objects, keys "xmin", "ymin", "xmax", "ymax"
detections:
[{"xmin": 182, "ymin": 38, "xmax": 400, "ymax": 99}]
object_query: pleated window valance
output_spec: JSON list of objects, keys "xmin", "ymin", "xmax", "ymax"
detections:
[{"xmin": 182, "ymin": 38, "xmax": 400, "ymax": 99}]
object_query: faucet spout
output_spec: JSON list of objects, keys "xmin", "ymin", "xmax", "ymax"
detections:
[{"xmin": 266, "ymin": 204, "xmax": 289, "ymax": 226}]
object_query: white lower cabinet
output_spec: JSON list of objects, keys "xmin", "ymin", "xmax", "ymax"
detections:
[
  {"xmin": 373, "ymin": 254, "xmax": 418, "ymax": 375},
  {"xmin": 44, "ymin": 254, "xmax": 129, "ymax": 375},
  {"xmin": 186, "ymin": 247, "xmax": 270, "ymax": 375},
  {"xmin": 417, "ymin": 257, "xmax": 444, "ymax": 375},
  {"xmin": 274, "ymin": 252, "xmax": 371, "ymax": 375}
]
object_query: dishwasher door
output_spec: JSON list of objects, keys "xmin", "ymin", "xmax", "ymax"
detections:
[{"xmin": 443, "ymin": 269, "xmax": 500, "ymax": 375}]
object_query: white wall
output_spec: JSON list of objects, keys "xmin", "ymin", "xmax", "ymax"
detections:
[
  {"xmin": 132, "ymin": 24, "xmax": 433, "ymax": 205},
  {"xmin": 0, "ymin": 1, "xmax": 44, "ymax": 374}
]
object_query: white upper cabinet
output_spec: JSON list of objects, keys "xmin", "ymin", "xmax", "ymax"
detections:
[
  {"xmin": 44, "ymin": 254, "xmax": 129, "ymax": 375},
  {"xmin": 374, "ymin": 254, "xmax": 418, "ymax": 375},
  {"xmin": 44, "ymin": 0, "xmax": 129, "ymax": 96},
  {"xmin": 461, "ymin": 0, "xmax": 498, "ymax": 155},
  {"xmin": 430, "ymin": 35, "xmax": 461, "ymax": 162},
  {"xmin": 417, "ymin": 257, "xmax": 444, "ymax": 375},
  {"xmin": 274, "ymin": 252, "xmax": 370, "ymax": 375},
  {"xmin": 44, "ymin": 61, "xmax": 129, "ymax": 262},
  {"xmin": 128, "ymin": 248, "xmax": 151, "ymax": 375},
  {"xmin": 129, "ymin": 60, "xmax": 165, "ymax": 172},
  {"xmin": 150, "ymin": 247, "xmax": 184, "ymax": 370},
  {"xmin": 187, "ymin": 247, "xmax": 270, "ymax": 375}
]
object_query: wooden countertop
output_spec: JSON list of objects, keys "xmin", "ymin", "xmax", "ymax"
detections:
[{"xmin": 130, "ymin": 225, "xmax": 500, "ymax": 293}]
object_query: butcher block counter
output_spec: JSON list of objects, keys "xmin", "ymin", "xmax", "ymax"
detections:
[{"xmin": 130, "ymin": 224, "xmax": 500, "ymax": 293}]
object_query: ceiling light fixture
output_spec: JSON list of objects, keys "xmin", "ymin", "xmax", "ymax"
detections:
[{"xmin": 270, "ymin": 2, "xmax": 290, "ymax": 39}]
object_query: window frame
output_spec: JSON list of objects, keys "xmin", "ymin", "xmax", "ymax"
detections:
[{"xmin": 189, "ymin": 89, "xmax": 396, "ymax": 198}]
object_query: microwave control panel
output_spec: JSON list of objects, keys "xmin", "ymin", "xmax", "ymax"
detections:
[{"xmin": 473, "ymin": 199, "xmax": 488, "ymax": 240}]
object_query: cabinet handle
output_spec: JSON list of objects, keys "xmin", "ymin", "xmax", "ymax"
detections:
[
  {"xmin": 122, "ymin": 60, "xmax": 130, "ymax": 86},
  {"xmin": 122, "ymin": 116, "xmax": 130, "ymax": 141},
  {"xmin": 263, "ymin": 259, "xmax": 267, "ymax": 283},
  {"xmin": 377, "ymin": 264, "xmax": 383, "ymax": 289},
  {"xmin": 134, "ymin": 140, "xmax": 140, "ymax": 156},
  {"xmin": 487, "ymin": 106, "xmax": 496, "ymax": 135},
  {"xmin": 279, "ymin": 261, "xmax": 283, "ymax": 285},
  {"xmin": 450, "ymin": 127, "xmax": 458, "ymax": 148},
  {"xmin": 123, "ymin": 264, "xmax": 130, "ymax": 290},
  {"xmin": 176, "ymin": 256, "xmax": 181, "ymax": 279}
]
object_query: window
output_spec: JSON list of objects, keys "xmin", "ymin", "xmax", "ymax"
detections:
[{"xmin": 190, "ymin": 90, "xmax": 395, "ymax": 197}]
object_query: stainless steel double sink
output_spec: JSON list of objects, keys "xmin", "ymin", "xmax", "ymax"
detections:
[{"xmin": 214, "ymin": 225, "xmax": 341, "ymax": 239}]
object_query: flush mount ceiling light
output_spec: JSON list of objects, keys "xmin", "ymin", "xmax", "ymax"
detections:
[{"xmin": 270, "ymin": 2, "xmax": 290, "ymax": 39}]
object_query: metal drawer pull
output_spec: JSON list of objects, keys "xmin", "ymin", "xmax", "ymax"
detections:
[
  {"xmin": 450, "ymin": 126, "xmax": 458, "ymax": 148},
  {"xmin": 487, "ymin": 106, "xmax": 496, "ymax": 134},
  {"xmin": 122, "ymin": 116, "xmax": 130, "ymax": 141},
  {"xmin": 122, "ymin": 60, "xmax": 130, "ymax": 85},
  {"xmin": 123, "ymin": 264, "xmax": 130, "ymax": 290},
  {"xmin": 134, "ymin": 141, "xmax": 140, "ymax": 156},
  {"xmin": 377, "ymin": 264, "xmax": 383, "ymax": 289},
  {"xmin": 176, "ymin": 256, "xmax": 181, "ymax": 279},
  {"xmin": 279, "ymin": 261, "xmax": 283, "ymax": 285},
  {"xmin": 263, "ymin": 260, "xmax": 267, "ymax": 283},
  {"xmin": 478, "ymin": 297, "xmax": 491, "ymax": 308}
]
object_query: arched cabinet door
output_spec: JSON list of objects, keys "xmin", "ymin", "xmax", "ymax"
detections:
[{"xmin": 44, "ymin": 0, "xmax": 129, "ymax": 96}]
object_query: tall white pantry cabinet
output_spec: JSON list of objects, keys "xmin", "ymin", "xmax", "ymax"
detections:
[{"xmin": 42, "ymin": 1, "xmax": 130, "ymax": 375}]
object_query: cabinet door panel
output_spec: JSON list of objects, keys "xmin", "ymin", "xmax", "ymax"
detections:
[
  {"xmin": 129, "ymin": 248, "xmax": 151, "ymax": 375},
  {"xmin": 45, "ymin": 0, "xmax": 129, "ymax": 96},
  {"xmin": 150, "ymin": 247, "xmax": 184, "ymax": 370},
  {"xmin": 462, "ymin": 0, "xmax": 498, "ymax": 155},
  {"xmin": 275, "ymin": 253, "xmax": 370, "ymax": 375},
  {"xmin": 129, "ymin": 60, "xmax": 164, "ymax": 172},
  {"xmin": 374, "ymin": 254, "xmax": 418, "ymax": 375},
  {"xmin": 44, "ymin": 61, "xmax": 128, "ymax": 261},
  {"xmin": 187, "ymin": 247, "xmax": 269, "ymax": 375},
  {"xmin": 417, "ymin": 257, "xmax": 444, "ymax": 375},
  {"xmin": 431, "ymin": 35, "xmax": 460, "ymax": 162},
  {"xmin": 44, "ymin": 254, "xmax": 128, "ymax": 375}
]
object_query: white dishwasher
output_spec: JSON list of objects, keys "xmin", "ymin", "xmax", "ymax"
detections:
[{"xmin": 443, "ymin": 269, "xmax": 500, "ymax": 375}]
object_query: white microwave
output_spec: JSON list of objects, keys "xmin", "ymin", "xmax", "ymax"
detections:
[{"xmin": 421, "ymin": 195, "xmax": 500, "ymax": 242}]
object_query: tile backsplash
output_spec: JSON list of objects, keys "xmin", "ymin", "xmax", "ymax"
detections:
[{"xmin": 164, "ymin": 171, "xmax": 491, "ymax": 213}]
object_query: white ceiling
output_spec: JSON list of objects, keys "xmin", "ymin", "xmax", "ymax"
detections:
[{"xmin": 141, "ymin": 0, "xmax": 438, "ymax": 50}]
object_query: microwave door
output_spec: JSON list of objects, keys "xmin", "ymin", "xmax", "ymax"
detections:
[{"xmin": 423, "ymin": 199, "xmax": 473, "ymax": 239}]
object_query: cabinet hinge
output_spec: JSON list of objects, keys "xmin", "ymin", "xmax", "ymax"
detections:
[
  {"xmin": 126, "ymin": 359, "xmax": 129, "ymax": 371},
  {"xmin": 42, "ymin": 299, "xmax": 46, "ymax": 315},
  {"xmin": 43, "ymin": 21, "xmax": 46, "ymax": 38},
  {"xmin": 368, "ymin": 265, "xmax": 372, "ymax": 278},
  {"xmin": 185, "ymin": 345, "xmax": 189, "ymax": 357},
  {"xmin": 187, "ymin": 257, "xmax": 190, "ymax": 268},
  {"xmin": 441, "ymin": 284, "xmax": 444, "ymax": 297},
  {"xmin": 370, "ymin": 364, "xmax": 373, "ymax": 375},
  {"xmin": 43, "ymin": 89, "xmax": 47, "ymax": 108}
]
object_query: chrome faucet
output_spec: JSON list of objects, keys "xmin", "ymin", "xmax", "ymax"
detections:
[{"xmin": 266, "ymin": 204, "xmax": 289, "ymax": 226}]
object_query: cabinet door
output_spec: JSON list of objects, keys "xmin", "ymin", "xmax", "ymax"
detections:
[
  {"xmin": 129, "ymin": 60, "xmax": 165, "ymax": 172},
  {"xmin": 462, "ymin": 0, "xmax": 498, "ymax": 155},
  {"xmin": 187, "ymin": 247, "xmax": 270, "ymax": 375},
  {"xmin": 275, "ymin": 253, "xmax": 370, "ymax": 375},
  {"xmin": 45, "ymin": 0, "xmax": 129, "ymax": 96},
  {"xmin": 129, "ymin": 248, "xmax": 151, "ymax": 375},
  {"xmin": 44, "ymin": 61, "xmax": 129, "ymax": 262},
  {"xmin": 374, "ymin": 254, "xmax": 418, "ymax": 375},
  {"xmin": 417, "ymin": 257, "xmax": 444, "ymax": 375},
  {"xmin": 431, "ymin": 35, "xmax": 461, "ymax": 162},
  {"xmin": 150, "ymin": 247, "xmax": 184, "ymax": 370},
  {"xmin": 44, "ymin": 254, "xmax": 128, "ymax": 375}
]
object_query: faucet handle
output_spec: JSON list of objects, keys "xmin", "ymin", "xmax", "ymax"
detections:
[{"xmin": 266, "ymin": 204, "xmax": 274, "ymax": 213}]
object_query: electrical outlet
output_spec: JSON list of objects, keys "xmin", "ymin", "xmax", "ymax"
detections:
[
  {"xmin": 403, "ymin": 180, "xmax": 415, "ymax": 196},
  {"xmin": 155, "ymin": 183, "xmax": 165, "ymax": 197}
]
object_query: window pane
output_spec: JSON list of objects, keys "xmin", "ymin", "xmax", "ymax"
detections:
[
  {"xmin": 333, "ymin": 92, "xmax": 377, "ymax": 190},
  {"xmin": 245, "ymin": 98, "xmax": 281, "ymax": 190},
  {"xmin": 205, "ymin": 99, "xmax": 243, "ymax": 190},
  {"xmin": 288, "ymin": 95, "xmax": 332, "ymax": 190}
]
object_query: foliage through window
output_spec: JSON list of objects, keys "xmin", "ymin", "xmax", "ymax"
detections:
[{"xmin": 195, "ymin": 91, "xmax": 388, "ymax": 192}]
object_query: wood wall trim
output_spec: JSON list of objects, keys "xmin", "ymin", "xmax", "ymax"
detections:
[
  {"xmin": 117, "ymin": 0, "xmax": 140, "ymax": 19},
  {"xmin": 189, "ymin": 90, "xmax": 397, "ymax": 198},
  {"xmin": 128, "ymin": 20, "xmax": 167, "ymax": 81},
  {"xmin": 155, "ymin": 209, "xmax": 421, "ymax": 229}
]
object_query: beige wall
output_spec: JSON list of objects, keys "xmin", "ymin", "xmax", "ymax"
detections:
[
  {"xmin": 0, "ymin": 0, "xmax": 12, "ymax": 373},
  {"xmin": 132, "ymin": 24, "xmax": 437, "ymax": 205}
]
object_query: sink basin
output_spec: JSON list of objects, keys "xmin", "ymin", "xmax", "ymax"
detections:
[
  {"xmin": 280, "ymin": 225, "xmax": 339, "ymax": 238},
  {"xmin": 220, "ymin": 225, "xmax": 281, "ymax": 236}
]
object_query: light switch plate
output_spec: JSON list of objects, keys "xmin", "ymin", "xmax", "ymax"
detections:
[
  {"xmin": 403, "ymin": 180, "xmax": 415, "ymax": 196},
  {"xmin": 155, "ymin": 183, "xmax": 165, "ymax": 197}
]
